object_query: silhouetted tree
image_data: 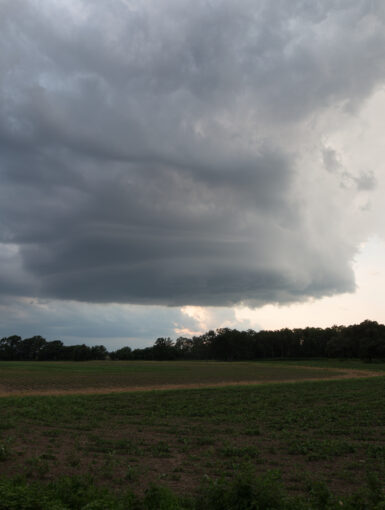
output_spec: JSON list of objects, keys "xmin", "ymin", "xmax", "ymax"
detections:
[
  {"xmin": 20, "ymin": 336, "xmax": 46, "ymax": 361},
  {"xmin": 2, "ymin": 319, "xmax": 385, "ymax": 362},
  {"xmin": 38, "ymin": 340, "xmax": 65, "ymax": 361},
  {"xmin": 110, "ymin": 346, "xmax": 132, "ymax": 360},
  {"xmin": 91, "ymin": 345, "xmax": 108, "ymax": 360},
  {"xmin": 153, "ymin": 338, "xmax": 176, "ymax": 360},
  {"xmin": 0, "ymin": 335, "xmax": 22, "ymax": 360}
]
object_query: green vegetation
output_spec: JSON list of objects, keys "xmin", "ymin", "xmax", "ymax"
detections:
[
  {"xmin": 0, "ymin": 371, "xmax": 384, "ymax": 506},
  {"xmin": 0, "ymin": 360, "xmax": 351, "ymax": 393},
  {"xmin": 1, "ymin": 469, "xmax": 385, "ymax": 509},
  {"xmin": 273, "ymin": 358, "xmax": 385, "ymax": 371}
]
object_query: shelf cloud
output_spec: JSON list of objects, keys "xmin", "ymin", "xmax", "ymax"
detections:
[{"xmin": 1, "ymin": 0, "xmax": 384, "ymax": 308}]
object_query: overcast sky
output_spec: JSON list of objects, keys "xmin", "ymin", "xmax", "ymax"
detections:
[{"xmin": 1, "ymin": 0, "xmax": 385, "ymax": 348}]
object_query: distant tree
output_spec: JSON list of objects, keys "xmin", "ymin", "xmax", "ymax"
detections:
[
  {"xmin": 0, "ymin": 335, "xmax": 22, "ymax": 360},
  {"xmin": 132, "ymin": 346, "xmax": 154, "ymax": 360},
  {"xmin": 91, "ymin": 345, "xmax": 108, "ymax": 360},
  {"xmin": 190, "ymin": 331, "xmax": 215, "ymax": 359},
  {"xmin": 2, "ymin": 320, "xmax": 385, "ymax": 363},
  {"xmin": 356, "ymin": 320, "xmax": 385, "ymax": 361},
  {"xmin": 63, "ymin": 344, "xmax": 93, "ymax": 361},
  {"xmin": 38, "ymin": 340, "xmax": 65, "ymax": 361},
  {"xmin": 20, "ymin": 336, "xmax": 46, "ymax": 361},
  {"xmin": 208, "ymin": 328, "xmax": 254, "ymax": 360},
  {"xmin": 153, "ymin": 337, "xmax": 176, "ymax": 360},
  {"xmin": 325, "ymin": 326, "xmax": 346, "ymax": 358},
  {"xmin": 111, "ymin": 346, "xmax": 132, "ymax": 360},
  {"xmin": 175, "ymin": 337, "xmax": 193, "ymax": 359}
]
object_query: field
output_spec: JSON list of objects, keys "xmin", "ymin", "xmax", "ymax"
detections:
[
  {"xmin": 0, "ymin": 359, "xmax": 381, "ymax": 396},
  {"xmin": 0, "ymin": 360, "xmax": 385, "ymax": 508}
]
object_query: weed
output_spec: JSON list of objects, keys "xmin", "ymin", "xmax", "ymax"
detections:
[
  {"xmin": 42, "ymin": 429, "xmax": 61, "ymax": 438},
  {"xmin": 67, "ymin": 455, "xmax": 81, "ymax": 468},
  {"xmin": 1, "ymin": 472, "xmax": 385, "ymax": 509},
  {"xmin": 367, "ymin": 444, "xmax": 385, "ymax": 459},
  {"xmin": 219, "ymin": 445, "xmax": 260, "ymax": 459},
  {"xmin": 0, "ymin": 420, "xmax": 15, "ymax": 431},
  {"xmin": 308, "ymin": 480, "xmax": 334, "ymax": 510},
  {"xmin": 125, "ymin": 465, "xmax": 140, "ymax": 482},
  {"xmin": 0, "ymin": 442, "xmax": 11, "ymax": 462},
  {"xmin": 244, "ymin": 426, "xmax": 261, "ymax": 436},
  {"xmin": 40, "ymin": 453, "xmax": 57, "ymax": 460},
  {"xmin": 287, "ymin": 438, "xmax": 355, "ymax": 460},
  {"xmin": 143, "ymin": 484, "xmax": 182, "ymax": 510},
  {"xmin": 195, "ymin": 437, "xmax": 215, "ymax": 446},
  {"xmin": 25, "ymin": 456, "xmax": 50, "ymax": 478},
  {"xmin": 152, "ymin": 441, "xmax": 171, "ymax": 458}
]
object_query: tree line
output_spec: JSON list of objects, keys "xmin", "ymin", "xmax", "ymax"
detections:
[
  {"xmin": 0, "ymin": 336, "xmax": 107, "ymax": 362},
  {"xmin": 1, "ymin": 320, "xmax": 385, "ymax": 362}
]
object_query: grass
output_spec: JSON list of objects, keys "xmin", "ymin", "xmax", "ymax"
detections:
[
  {"xmin": 272, "ymin": 359, "xmax": 385, "ymax": 372},
  {"xmin": 0, "ymin": 360, "xmax": 354, "ymax": 394}
]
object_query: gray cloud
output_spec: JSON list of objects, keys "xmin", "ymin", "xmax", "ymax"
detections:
[
  {"xmin": 0, "ymin": 297, "xmax": 198, "ymax": 348},
  {"xmin": 322, "ymin": 147, "xmax": 378, "ymax": 191},
  {"xmin": 0, "ymin": 0, "xmax": 384, "ymax": 307},
  {"xmin": 354, "ymin": 171, "xmax": 377, "ymax": 191}
]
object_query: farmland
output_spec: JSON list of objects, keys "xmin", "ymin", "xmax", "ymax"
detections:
[
  {"xmin": 0, "ymin": 359, "xmax": 380, "ymax": 396},
  {"xmin": 0, "ymin": 361, "xmax": 384, "ymax": 508}
]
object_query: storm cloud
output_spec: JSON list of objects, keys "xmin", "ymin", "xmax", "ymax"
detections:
[{"xmin": 1, "ymin": 0, "xmax": 384, "ymax": 307}]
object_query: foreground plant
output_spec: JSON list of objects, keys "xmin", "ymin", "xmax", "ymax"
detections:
[{"xmin": 0, "ymin": 469, "xmax": 384, "ymax": 510}]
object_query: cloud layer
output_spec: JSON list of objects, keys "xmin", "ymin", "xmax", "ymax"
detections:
[{"xmin": 1, "ymin": 0, "xmax": 384, "ymax": 307}]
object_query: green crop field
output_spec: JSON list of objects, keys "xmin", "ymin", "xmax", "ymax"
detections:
[
  {"xmin": 0, "ymin": 359, "xmax": 381, "ymax": 396},
  {"xmin": 0, "ymin": 360, "xmax": 354, "ymax": 395},
  {"xmin": 270, "ymin": 359, "xmax": 385, "ymax": 371},
  {"xmin": 0, "ymin": 361, "xmax": 384, "ymax": 509}
]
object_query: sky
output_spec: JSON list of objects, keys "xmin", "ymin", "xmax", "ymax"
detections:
[{"xmin": 1, "ymin": 0, "xmax": 385, "ymax": 349}]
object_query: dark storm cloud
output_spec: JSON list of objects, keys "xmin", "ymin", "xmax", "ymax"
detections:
[{"xmin": 0, "ymin": 0, "xmax": 384, "ymax": 306}]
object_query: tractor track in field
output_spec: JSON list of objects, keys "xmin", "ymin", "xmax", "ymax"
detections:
[{"xmin": 0, "ymin": 366, "xmax": 382, "ymax": 397}]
